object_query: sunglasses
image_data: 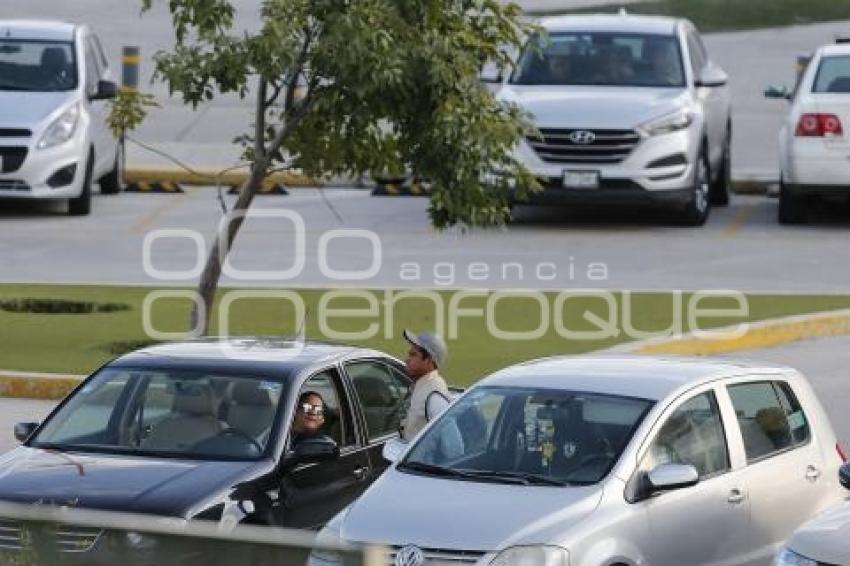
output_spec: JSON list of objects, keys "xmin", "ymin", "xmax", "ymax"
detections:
[{"xmin": 300, "ymin": 403, "xmax": 324, "ymax": 417}]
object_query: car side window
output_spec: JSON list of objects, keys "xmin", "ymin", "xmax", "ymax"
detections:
[
  {"xmin": 345, "ymin": 360, "xmax": 409, "ymax": 441},
  {"xmin": 643, "ymin": 391, "xmax": 729, "ymax": 479},
  {"xmin": 90, "ymin": 34, "xmax": 109, "ymax": 71},
  {"xmin": 84, "ymin": 41, "xmax": 100, "ymax": 97},
  {"xmin": 298, "ymin": 369, "xmax": 357, "ymax": 448},
  {"xmin": 686, "ymin": 32, "xmax": 707, "ymax": 75},
  {"xmin": 727, "ymin": 381, "xmax": 809, "ymax": 462}
]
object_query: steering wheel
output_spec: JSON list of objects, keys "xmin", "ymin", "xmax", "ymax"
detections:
[{"xmin": 218, "ymin": 428, "xmax": 264, "ymax": 454}]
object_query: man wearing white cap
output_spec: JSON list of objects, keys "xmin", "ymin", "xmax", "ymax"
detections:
[{"xmin": 400, "ymin": 329, "xmax": 450, "ymax": 442}]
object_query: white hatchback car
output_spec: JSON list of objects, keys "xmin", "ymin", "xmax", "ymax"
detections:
[
  {"xmin": 491, "ymin": 15, "xmax": 732, "ymax": 225},
  {"xmin": 0, "ymin": 20, "xmax": 120, "ymax": 216},
  {"xmin": 774, "ymin": 462, "xmax": 850, "ymax": 566},
  {"xmin": 312, "ymin": 355, "xmax": 845, "ymax": 566},
  {"xmin": 767, "ymin": 41, "xmax": 850, "ymax": 224}
]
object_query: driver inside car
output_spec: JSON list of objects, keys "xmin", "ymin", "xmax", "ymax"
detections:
[{"xmin": 290, "ymin": 391, "xmax": 330, "ymax": 446}]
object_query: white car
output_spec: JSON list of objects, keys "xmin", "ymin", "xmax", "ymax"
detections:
[
  {"xmin": 0, "ymin": 20, "xmax": 120, "ymax": 216},
  {"xmin": 490, "ymin": 14, "xmax": 732, "ymax": 225},
  {"xmin": 312, "ymin": 355, "xmax": 845, "ymax": 566},
  {"xmin": 768, "ymin": 41, "xmax": 850, "ymax": 224},
  {"xmin": 774, "ymin": 462, "xmax": 850, "ymax": 566}
]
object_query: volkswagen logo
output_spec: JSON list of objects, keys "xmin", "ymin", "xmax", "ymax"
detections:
[
  {"xmin": 395, "ymin": 545, "xmax": 425, "ymax": 566},
  {"xmin": 568, "ymin": 130, "xmax": 596, "ymax": 144}
]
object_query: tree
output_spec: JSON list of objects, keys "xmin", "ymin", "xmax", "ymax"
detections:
[{"xmin": 127, "ymin": 0, "xmax": 538, "ymax": 334}]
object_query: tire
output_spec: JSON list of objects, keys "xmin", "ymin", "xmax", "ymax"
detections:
[
  {"xmin": 99, "ymin": 143, "xmax": 123, "ymax": 195},
  {"xmin": 68, "ymin": 152, "xmax": 93, "ymax": 216},
  {"xmin": 778, "ymin": 178, "xmax": 807, "ymax": 224},
  {"xmin": 710, "ymin": 128, "xmax": 731, "ymax": 207},
  {"xmin": 681, "ymin": 145, "xmax": 711, "ymax": 226}
]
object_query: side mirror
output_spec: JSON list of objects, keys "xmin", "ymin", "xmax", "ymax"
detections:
[
  {"xmin": 14, "ymin": 422, "xmax": 38, "ymax": 442},
  {"xmin": 480, "ymin": 61, "xmax": 504, "ymax": 85},
  {"xmin": 382, "ymin": 437, "xmax": 407, "ymax": 464},
  {"xmin": 695, "ymin": 65, "xmax": 728, "ymax": 88},
  {"xmin": 647, "ymin": 463, "xmax": 699, "ymax": 492},
  {"xmin": 764, "ymin": 84, "xmax": 791, "ymax": 100},
  {"xmin": 91, "ymin": 80, "xmax": 118, "ymax": 101},
  {"xmin": 284, "ymin": 436, "xmax": 339, "ymax": 468},
  {"xmin": 840, "ymin": 461, "xmax": 850, "ymax": 490}
]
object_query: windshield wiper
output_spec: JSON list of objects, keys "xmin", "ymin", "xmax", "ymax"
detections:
[
  {"xmin": 0, "ymin": 84, "xmax": 30, "ymax": 91},
  {"xmin": 463, "ymin": 470, "xmax": 570, "ymax": 486},
  {"xmin": 399, "ymin": 462, "xmax": 537, "ymax": 485},
  {"xmin": 397, "ymin": 461, "xmax": 477, "ymax": 478}
]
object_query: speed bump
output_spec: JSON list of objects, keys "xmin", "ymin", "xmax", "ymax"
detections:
[
  {"xmin": 372, "ymin": 179, "xmax": 431, "ymax": 197},
  {"xmin": 124, "ymin": 180, "xmax": 184, "ymax": 194}
]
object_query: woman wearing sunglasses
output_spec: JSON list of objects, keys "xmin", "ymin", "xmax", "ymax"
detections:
[{"xmin": 291, "ymin": 390, "xmax": 328, "ymax": 446}]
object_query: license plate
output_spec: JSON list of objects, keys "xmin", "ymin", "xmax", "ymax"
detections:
[{"xmin": 562, "ymin": 170, "xmax": 599, "ymax": 189}]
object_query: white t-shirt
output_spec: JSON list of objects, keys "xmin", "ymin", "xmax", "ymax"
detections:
[{"xmin": 401, "ymin": 370, "xmax": 450, "ymax": 441}]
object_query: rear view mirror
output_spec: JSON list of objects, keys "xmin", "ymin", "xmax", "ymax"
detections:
[
  {"xmin": 840, "ymin": 461, "xmax": 850, "ymax": 490},
  {"xmin": 382, "ymin": 437, "xmax": 407, "ymax": 464},
  {"xmin": 647, "ymin": 463, "xmax": 699, "ymax": 492},
  {"xmin": 764, "ymin": 84, "xmax": 791, "ymax": 100},
  {"xmin": 14, "ymin": 422, "xmax": 38, "ymax": 442},
  {"xmin": 695, "ymin": 65, "xmax": 727, "ymax": 88},
  {"xmin": 91, "ymin": 80, "xmax": 118, "ymax": 101},
  {"xmin": 284, "ymin": 436, "xmax": 339, "ymax": 468}
]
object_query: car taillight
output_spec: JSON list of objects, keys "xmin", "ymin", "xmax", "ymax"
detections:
[
  {"xmin": 795, "ymin": 113, "xmax": 844, "ymax": 137},
  {"xmin": 838, "ymin": 442, "xmax": 848, "ymax": 463}
]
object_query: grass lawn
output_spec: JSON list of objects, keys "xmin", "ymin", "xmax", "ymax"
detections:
[
  {"xmin": 2, "ymin": 284, "xmax": 850, "ymax": 386},
  {"xmin": 542, "ymin": 0, "xmax": 850, "ymax": 33}
]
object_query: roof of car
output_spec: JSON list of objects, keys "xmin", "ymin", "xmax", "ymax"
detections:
[
  {"xmin": 480, "ymin": 354, "xmax": 793, "ymax": 400},
  {"xmin": 0, "ymin": 20, "xmax": 77, "ymax": 41},
  {"xmin": 538, "ymin": 14, "xmax": 680, "ymax": 36},
  {"xmin": 111, "ymin": 338, "xmax": 393, "ymax": 377},
  {"xmin": 818, "ymin": 43, "xmax": 850, "ymax": 57}
]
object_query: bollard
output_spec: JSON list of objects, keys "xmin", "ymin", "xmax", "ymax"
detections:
[{"xmin": 121, "ymin": 46, "xmax": 140, "ymax": 92}]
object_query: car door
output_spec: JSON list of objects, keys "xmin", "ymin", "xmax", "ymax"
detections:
[
  {"xmin": 277, "ymin": 367, "xmax": 371, "ymax": 530},
  {"xmin": 724, "ymin": 378, "xmax": 831, "ymax": 564},
  {"xmin": 342, "ymin": 358, "xmax": 411, "ymax": 478},
  {"xmin": 637, "ymin": 387, "xmax": 752, "ymax": 566},
  {"xmin": 82, "ymin": 32, "xmax": 113, "ymax": 177},
  {"xmin": 686, "ymin": 28, "xmax": 728, "ymax": 169}
]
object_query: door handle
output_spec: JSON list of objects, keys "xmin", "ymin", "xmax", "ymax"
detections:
[
  {"xmin": 805, "ymin": 465, "xmax": 821, "ymax": 481},
  {"xmin": 727, "ymin": 488, "xmax": 745, "ymax": 505},
  {"xmin": 353, "ymin": 467, "xmax": 368, "ymax": 480}
]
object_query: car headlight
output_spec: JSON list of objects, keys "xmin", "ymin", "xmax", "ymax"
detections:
[
  {"xmin": 490, "ymin": 545, "xmax": 569, "ymax": 566},
  {"xmin": 774, "ymin": 547, "xmax": 817, "ymax": 566},
  {"xmin": 639, "ymin": 109, "xmax": 694, "ymax": 137},
  {"xmin": 37, "ymin": 103, "xmax": 80, "ymax": 149}
]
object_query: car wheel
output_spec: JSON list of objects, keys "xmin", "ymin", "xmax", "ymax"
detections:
[
  {"xmin": 99, "ymin": 143, "xmax": 123, "ymax": 195},
  {"xmin": 68, "ymin": 151, "xmax": 94, "ymax": 216},
  {"xmin": 710, "ymin": 128, "xmax": 731, "ymax": 207},
  {"xmin": 778, "ymin": 178, "xmax": 807, "ymax": 224},
  {"xmin": 681, "ymin": 145, "xmax": 711, "ymax": 226}
]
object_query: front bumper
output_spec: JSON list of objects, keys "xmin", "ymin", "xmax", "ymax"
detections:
[
  {"xmin": 517, "ymin": 177, "xmax": 692, "ymax": 206},
  {"xmin": 0, "ymin": 134, "xmax": 87, "ymax": 200}
]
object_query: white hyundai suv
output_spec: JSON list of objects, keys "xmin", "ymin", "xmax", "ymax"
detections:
[
  {"xmin": 0, "ymin": 20, "xmax": 120, "ymax": 216},
  {"xmin": 494, "ymin": 14, "xmax": 732, "ymax": 225}
]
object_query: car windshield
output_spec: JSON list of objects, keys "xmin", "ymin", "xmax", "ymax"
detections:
[
  {"xmin": 31, "ymin": 368, "xmax": 284, "ymax": 461},
  {"xmin": 813, "ymin": 55, "xmax": 850, "ymax": 93},
  {"xmin": 0, "ymin": 39, "xmax": 78, "ymax": 92},
  {"xmin": 511, "ymin": 32, "xmax": 685, "ymax": 88},
  {"xmin": 400, "ymin": 386, "xmax": 653, "ymax": 486}
]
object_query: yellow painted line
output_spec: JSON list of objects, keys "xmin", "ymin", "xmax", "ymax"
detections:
[
  {"xmin": 0, "ymin": 375, "xmax": 82, "ymax": 400},
  {"xmin": 725, "ymin": 203, "xmax": 754, "ymax": 237},
  {"xmin": 130, "ymin": 187, "xmax": 194, "ymax": 234},
  {"xmin": 636, "ymin": 313, "xmax": 850, "ymax": 356},
  {"xmin": 124, "ymin": 168, "xmax": 318, "ymax": 188}
]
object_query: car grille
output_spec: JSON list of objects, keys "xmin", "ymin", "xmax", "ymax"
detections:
[
  {"xmin": 0, "ymin": 519, "xmax": 102, "ymax": 553},
  {"xmin": 0, "ymin": 147, "xmax": 28, "ymax": 173},
  {"xmin": 0, "ymin": 129, "xmax": 31, "ymax": 138},
  {"xmin": 0, "ymin": 180, "xmax": 30, "ymax": 192},
  {"xmin": 387, "ymin": 546, "xmax": 486, "ymax": 565},
  {"xmin": 526, "ymin": 128, "xmax": 641, "ymax": 164}
]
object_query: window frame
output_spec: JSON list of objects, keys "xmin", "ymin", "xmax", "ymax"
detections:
[
  {"xmin": 725, "ymin": 379, "xmax": 812, "ymax": 465},
  {"xmin": 342, "ymin": 357, "xmax": 411, "ymax": 444}
]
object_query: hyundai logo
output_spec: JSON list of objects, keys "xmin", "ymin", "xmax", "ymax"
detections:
[
  {"xmin": 568, "ymin": 130, "xmax": 596, "ymax": 144},
  {"xmin": 395, "ymin": 545, "xmax": 425, "ymax": 566}
]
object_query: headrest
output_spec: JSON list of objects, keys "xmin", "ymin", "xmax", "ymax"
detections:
[
  {"xmin": 230, "ymin": 381, "xmax": 274, "ymax": 406},
  {"xmin": 172, "ymin": 384, "xmax": 215, "ymax": 416},
  {"xmin": 41, "ymin": 47, "xmax": 68, "ymax": 69}
]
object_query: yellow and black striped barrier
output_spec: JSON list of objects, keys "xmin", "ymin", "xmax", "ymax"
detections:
[
  {"xmin": 124, "ymin": 180, "xmax": 184, "ymax": 193},
  {"xmin": 372, "ymin": 178, "xmax": 431, "ymax": 197},
  {"xmin": 227, "ymin": 180, "xmax": 290, "ymax": 195}
]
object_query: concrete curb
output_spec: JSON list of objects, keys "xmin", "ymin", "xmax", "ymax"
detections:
[
  {"xmin": 124, "ymin": 167, "xmax": 319, "ymax": 188},
  {"xmin": 0, "ymin": 370, "xmax": 83, "ymax": 401},
  {"xmin": 605, "ymin": 309, "xmax": 850, "ymax": 356}
]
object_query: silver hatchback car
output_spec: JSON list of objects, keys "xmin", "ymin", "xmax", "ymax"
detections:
[{"xmin": 312, "ymin": 355, "xmax": 846, "ymax": 566}]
